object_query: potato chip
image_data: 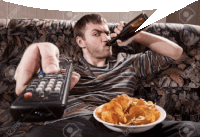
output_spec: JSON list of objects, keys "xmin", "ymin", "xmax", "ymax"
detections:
[
  {"xmin": 129, "ymin": 105, "xmax": 145, "ymax": 118},
  {"xmin": 137, "ymin": 98, "xmax": 146, "ymax": 106},
  {"xmin": 95, "ymin": 107, "xmax": 102, "ymax": 118},
  {"xmin": 101, "ymin": 111, "xmax": 116, "ymax": 124},
  {"xmin": 111, "ymin": 94, "xmax": 132, "ymax": 113},
  {"xmin": 101, "ymin": 101, "xmax": 125, "ymax": 124}
]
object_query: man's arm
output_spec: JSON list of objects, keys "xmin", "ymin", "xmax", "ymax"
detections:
[
  {"xmin": 133, "ymin": 31, "xmax": 183, "ymax": 61},
  {"xmin": 112, "ymin": 22, "xmax": 183, "ymax": 61}
]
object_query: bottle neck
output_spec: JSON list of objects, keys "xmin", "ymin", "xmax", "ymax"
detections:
[
  {"xmin": 107, "ymin": 41, "xmax": 119, "ymax": 47},
  {"xmin": 107, "ymin": 37, "xmax": 118, "ymax": 46}
]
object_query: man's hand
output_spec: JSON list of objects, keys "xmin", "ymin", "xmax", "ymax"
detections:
[
  {"xmin": 110, "ymin": 21, "xmax": 135, "ymax": 46},
  {"xmin": 14, "ymin": 42, "xmax": 80, "ymax": 96}
]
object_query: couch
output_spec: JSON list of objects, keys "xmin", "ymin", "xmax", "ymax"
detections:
[{"xmin": 0, "ymin": 18, "xmax": 200, "ymax": 136}]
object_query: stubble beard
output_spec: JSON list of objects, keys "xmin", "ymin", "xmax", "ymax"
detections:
[{"xmin": 86, "ymin": 42, "xmax": 111, "ymax": 59}]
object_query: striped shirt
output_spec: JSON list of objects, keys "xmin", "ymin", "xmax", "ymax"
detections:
[{"xmin": 45, "ymin": 51, "xmax": 174, "ymax": 124}]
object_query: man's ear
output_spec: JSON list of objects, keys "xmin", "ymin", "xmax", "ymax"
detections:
[{"xmin": 76, "ymin": 36, "xmax": 85, "ymax": 48}]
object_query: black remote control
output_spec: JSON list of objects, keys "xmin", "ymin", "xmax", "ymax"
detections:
[{"xmin": 10, "ymin": 57, "xmax": 73, "ymax": 122}]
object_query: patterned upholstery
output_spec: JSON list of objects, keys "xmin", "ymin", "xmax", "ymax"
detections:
[{"xmin": 0, "ymin": 19, "xmax": 200, "ymax": 136}]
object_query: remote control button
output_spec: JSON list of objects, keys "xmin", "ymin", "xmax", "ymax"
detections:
[
  {"xmin": 57, "ymin": 81, "xmax": 63, "ymax": 85},
  {"xmin": 26, "ymin": 88, "xmax": 34, "ymax": 92},
  {"xmin": 54, "ymin": 87, "xmax": 61, "ymax": 92},
  {"xmin": 50, "ymin": 79, "xmax": 56, "ymax": 82},
  {"xmin": 45, "ymin": 87, "xmax": 52, "ymax": 92},
  {"xmin": 60, "ymin": 69, "xmax": 66, "ymax": 74},
  {"xmin": 57, "ymin": 74, "xmax": 63, "ymax": 79},
  {"xmin": 31, "ymin": 82, "xmax": 39, "ymax": 85},
  {"xmin": 36, "ymin": 88, "xmax": 43, "ymax": 92},
  {"xmin": 38, "ymin": 75, "xmax": 44, "ymax": 79},
  {"xmin": 32, "ymin": 79, "xmax": 40, "ymax": 82},
  {"xmin": 39, "ymin": 71, "xmax": 45, "ymax": 74},
  {"xmin": 57, "ymin": 79, "xmax": 64, "ymax": 82},
  {"xmin": 46, "ymin": 74, "xmax": 57, "ymax": 77},
  {"xmin": 56, "ymin": 82, "xmax": 62, "ymax": 85},
  {"xmin": 47, "ymin": 84, "xmax": 53, "ymax": 88},
  {"xmin": 44, "ymin": 76, "xmax": 51, "ymax": 79},
  {"xmin": 49, "ymin": 94, "xmax": 59, "ymax": 98},
  {"xmin": 38, "ymin": 84, "xmax": 45, "ymax": 89},
  {"xmin": 40, "ymin": 81, "xmax": 46, "ymax": 85},
  {"xmin": 55, "ymin": 84, "xmax": 62, "ymax": 88},
  {"xmin": 48, "ymin": 81, "xmax": 54, "ymax": 85},
  {"xmin": 41, "ymin": 78, "xmax": 48, "ymax": 82},
  {"xmin": 24, "ymin": 92, "xmax": 32, "ymax": 98},
  {"xmin": 49, "ymin": 91, "xmax": 60, "ymax": 97},
  {"xmin": 29, "ymin": 85, "xmax": 37, "ymax": 89}
]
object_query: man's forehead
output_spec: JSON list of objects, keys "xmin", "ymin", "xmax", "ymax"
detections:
[{"xmin": 86, "ymin": 23, "xmax": 109, "ymax": 31}]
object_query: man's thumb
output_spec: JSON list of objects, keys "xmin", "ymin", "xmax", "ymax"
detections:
[{"xmin": 44, "ymin": 64, "xmax": 59, "ymax": 74}]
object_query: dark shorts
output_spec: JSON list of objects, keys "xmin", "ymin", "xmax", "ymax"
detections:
[{"xmin": 23, "ymin": 114, "xmax": 200, "ymax": 137}]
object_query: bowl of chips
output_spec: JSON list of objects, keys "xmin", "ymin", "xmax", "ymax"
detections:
[{"xmin": 93, "ymin": 94, "xmax": 166, "ymax": 133}]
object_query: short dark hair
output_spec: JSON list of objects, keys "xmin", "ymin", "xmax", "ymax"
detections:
[{"xmin": 74, "ymin": 14, "xmax": 107, "ymax": 40}]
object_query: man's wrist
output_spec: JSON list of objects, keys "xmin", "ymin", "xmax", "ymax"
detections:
[{"xmin": 133, "ymin": 31, "xmax": 143, "ymax": 42}]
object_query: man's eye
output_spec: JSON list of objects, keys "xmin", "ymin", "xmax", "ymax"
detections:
[{"xmin": 94, "ymin": 33, "xmax": 100, "ymax": 36}]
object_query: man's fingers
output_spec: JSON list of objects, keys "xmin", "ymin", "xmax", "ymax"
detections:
[
  {"xmin": 110, "ymin": 33, "xmax": 117, "ymax": 38},
  {"xmin": 39, "ymin": 43, "xmax": 60, "ymax": 74},
  {"xmin": 70, "ymin": 72, "xmax": 80, "ymax": 90},
  {"xmin": 120, "ymin": 21, "xmax": 126, "ymax": 26},
  {"xmin": 118, "ymin": 21, "xmax": 125, "ymax": 30},
  {"xmin": 114, "ymin": 27, "xmax": 121, "ymax": 35},
  {"xmin": 116, "ymin": 40, "xmax": 122, "ymax": 44},
  {"xmin": 112, "ymin": 21, "xmax": 126, "ymax": 37}
]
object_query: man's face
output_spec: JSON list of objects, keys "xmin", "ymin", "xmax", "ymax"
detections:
[{"xmin": 81, "ymin": 23, "xmax": 112, "ymax": 59}]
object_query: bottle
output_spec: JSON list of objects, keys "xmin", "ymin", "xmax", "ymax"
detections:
[{"xmin": 107, "ymin": 13, "xmax": 148, "ymax": 46}]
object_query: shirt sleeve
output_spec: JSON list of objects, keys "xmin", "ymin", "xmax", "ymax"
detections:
[{"xmin": 131, "ymin": 50, "xmax": 175, "ymax": 79}]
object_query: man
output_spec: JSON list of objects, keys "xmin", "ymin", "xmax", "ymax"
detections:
[{"xmin": 15, "ymin": 14, "xmax": 200, "ymax": 137}]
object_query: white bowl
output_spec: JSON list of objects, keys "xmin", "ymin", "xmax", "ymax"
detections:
[{"xmin": 93, "ymin": 104, "xmax": 166, "ymax": 133}]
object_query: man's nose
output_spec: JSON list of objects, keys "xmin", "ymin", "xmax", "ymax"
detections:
[{"xmin": 102, "ymin": 33, "xmax": 111, "ymax": 42}]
